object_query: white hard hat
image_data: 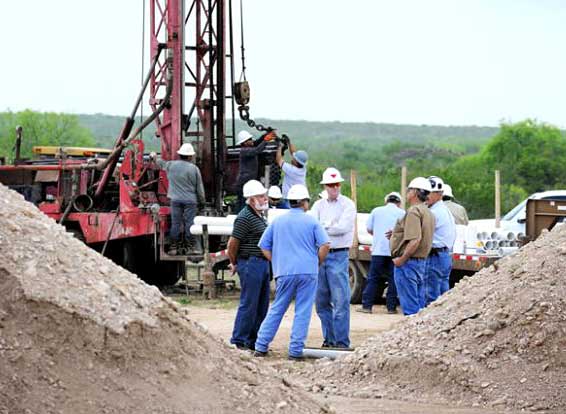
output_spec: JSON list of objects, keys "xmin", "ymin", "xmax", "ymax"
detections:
[
  {"xmin": 287, "ymin": 184, "xmax": 310, "ymax": 201},
  {"xmin": 384, "ymin": 191, "xmax": 402, "ymax": 203},
  {"xmin": 443, "ymin": 184, "xmax": 454, "ymax": 199},
  {"xmin": 243, "ymin": 180, "xmax": 267, "ymax": 198},
  {"xmin": 320, "ymin": 167, "xmax": 344, "ymax": 185},
  {"xmin": 267, "ymin": 185, "xmax": 282, "ymax": 199},
  {"xmin": 427, "ymin": 176, "xmax": 445, "ymax": 193},
  {"xmin": 319, "ymin": 190, "xmax": 328, "ymax": 199},
  {"xmin": 408, "ymin": 177, "xmax": 432, "ymax": 192},
  {"xmin": 177, "ymin": 143, "xmax": 196, "ymax": 156},
  {"xmin": 236, "ymin": 130, "xmax": 254, "ymax": 146}
]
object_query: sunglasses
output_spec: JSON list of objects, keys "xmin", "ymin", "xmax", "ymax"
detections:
[{"xmin": 325, "ymin": 183, "xmax": 341, "ymax": 188}]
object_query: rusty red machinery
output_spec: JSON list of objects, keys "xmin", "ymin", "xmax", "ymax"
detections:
[{"xmin": 0, "ymin": 0, "xmax": 281, "ymax": 286}]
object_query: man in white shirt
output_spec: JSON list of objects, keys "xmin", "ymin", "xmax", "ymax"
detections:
[
  {"xmin": 310, "ymin": 167, "xmax": 357, "ymax": 348},
  {"xmin": 425, "ymin": 176, "xmax": 457, "ymax": 306},
  {"xmin": 276, "ymin": 138, "xmax": 308, "ymax": 209},
  {"xmin": 358, "ymin": 192, "xmax": 405, "ymax": 314}
]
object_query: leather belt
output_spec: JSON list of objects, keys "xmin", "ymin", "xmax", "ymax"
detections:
[{"xmin": 329, "ymin": 247, "xmax": 349, "ymax": 253}]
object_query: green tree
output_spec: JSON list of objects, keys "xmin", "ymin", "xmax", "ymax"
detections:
[{"xmin": 0, "ymin": 110, "xmax": 96, "ymax": 162}]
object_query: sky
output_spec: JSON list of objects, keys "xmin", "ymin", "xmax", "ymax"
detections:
[{"xmin": 1, "ymin": 0, "xmax": 566, "ymax": 127}]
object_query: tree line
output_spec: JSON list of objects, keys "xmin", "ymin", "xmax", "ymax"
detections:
[{"xmin": 1, "ymin": 111, "xmax": 564, "ymax": 220}]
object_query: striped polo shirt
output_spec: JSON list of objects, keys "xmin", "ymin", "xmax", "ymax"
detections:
[{"xmin": 232, "ymin": 205, "xmax": 267, "ymax": 258}]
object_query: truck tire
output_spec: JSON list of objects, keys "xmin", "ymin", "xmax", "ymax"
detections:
[{"xmin": 349, "ymin": 261, "xmax": 365, "ymax": 304}]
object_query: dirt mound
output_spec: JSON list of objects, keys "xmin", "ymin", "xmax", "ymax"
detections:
[
  {"xmin": 302, "ymin": 225, "xmax": 566, "ymax": 412},
  {"xmin": 0, "ymin": 184, "xmax": 325, "ymax": 414}
]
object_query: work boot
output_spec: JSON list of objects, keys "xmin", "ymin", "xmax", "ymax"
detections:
[
  {"xmin": 167, "ymin": 241, "xmax": 179, "ymax": 255},
  {"xmin": 287, "ymin": 355, "xmax": 305, "ymax": 362},
  {"xmin": 253, "ymin": 350, "xmax": 268, "ymax": 358},
  {"xmin": 356, "ymin": 307, "xmax": 372, "ymax": 314},
  {"xmin": 387, "ymin": 308, "xmax": 398, "ymax": 314}
]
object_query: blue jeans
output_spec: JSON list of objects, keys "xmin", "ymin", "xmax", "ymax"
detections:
[
  {"xmin": 316, "ymin": 250, "xmax": 351, "ymax": 347},
  {"xmin": 394, "ymin": 258, "xmax": 427, "ymax": 316},
  {"xmin": 230, "ymin": 256, "xmax": 271, "ymax": 349},
  {"xmin": 255, "ymin": 274, "xmax": 318, "ymax": 357},
  {"xmin": 361, "ymin": 255, "xmax": 397, "ymax": 311},
  {"xmin": 170, "ymin": 200, "xmax": 197, "ymax": 243},
  {"xmin": 424, "ymin": 250, "xmax": 452, "ymax": 306}
]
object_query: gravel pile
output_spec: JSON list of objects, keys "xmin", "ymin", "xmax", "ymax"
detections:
[
  {"xmin": 0, "ymin": 184, "xmax": 326, "ymax": 414},
  {"xmin": 302, "ymin": 225, "xmax": 566, "ymax": 412}
]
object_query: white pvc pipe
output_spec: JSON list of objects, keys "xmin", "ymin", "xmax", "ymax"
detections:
[
  {"xmin": 301, "ymin": 348, "xmax": 353, "ymax": 360},
  {"xmin": 194, "ymin": 215, "xmax": 236, "ymax": 226},
  {"xmin": 190, "ymin": 224, "xmax": 232, "ymax": 236}
]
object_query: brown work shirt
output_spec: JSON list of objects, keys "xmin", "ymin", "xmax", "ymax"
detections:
[{"xmin": 390, "ymin": 203, "xmax": 435, "ymax": 259}]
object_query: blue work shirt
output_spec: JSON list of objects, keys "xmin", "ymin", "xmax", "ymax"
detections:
[
  {"xmin": 259, "ymin": 207, "xmax": 329, "ymax": 277},
  {"xmin": 367, "ymin": 203, "xmax": 406, "ymax": 256},
  {"xmin": 429, "ymin": 200, "xmax": 456, "ymax": 249}
]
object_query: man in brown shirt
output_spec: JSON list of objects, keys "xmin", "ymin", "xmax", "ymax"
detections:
[{"xmin": 389, "ymin": 177, "xmax": 435, "ymax": 315}]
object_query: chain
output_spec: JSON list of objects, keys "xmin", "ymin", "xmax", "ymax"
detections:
[{"xmin": 238, "ymin": 105, "xmax": 272, "ymax": 133}]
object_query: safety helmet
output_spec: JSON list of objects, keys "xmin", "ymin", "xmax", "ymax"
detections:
[
  {"xmin": 320, "ymin": 167, "xmax": 345, "ymax": 185},
  {"xmin": 243, "ymin": 180, "xmax": 267, "ymax": 198},
  {"xmin": 427, "ymin": 176, "xmax": 445, "ymax": 193},
  {"xmin": 293, "ymin": 150, "xmax": 309, "ymax": 166},
  {"xmin": 236, "ymin": 130, "xmax": 254, "ymax": 146},
  {"xmin": 443, "ymin": 184, "xmax": 454, "ymax": 199},
  {"xmin": 287, "ymin": 184, "xmax": 310, "ymax": 201},
  {"xmin": 267, "ymin": 185, "xmax": 282, "ymax": 199},
  {"xmin": 384, "ymin": 191, "xmax": 402, "ymax": 203},
  {"xmin": 177, "ymin": 143, "xmax": 196, "ymax": 156},
  {"xmin": 408, "ymin": 177, "xmax": 432, "ymax": 192}
]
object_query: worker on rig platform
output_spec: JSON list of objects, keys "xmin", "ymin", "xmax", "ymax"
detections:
[
  {"xmin": 358, "ymin": 191, "xmax": 405, "ymax": 315},
  {"xmin": 235, "ymin": 130, "xmax": 276, "ymax": 212},
  {"xmin": 150, "ymin": 143, "xmax": 205, "ymax": 254},
  {"xmin": 310, "ymin": 167, "xmax": 356, "ymax": 349},
  {"xmin": 254, "ymin": 184, "xmax": 330, "ymax": 360},
  {"xmin": 227, "ymin": 179, "xmax": 271, "ymax": 351},
  {"xmin": 442, "ymin": 184, "xmax": 469, "ymax": 225},
  {"xmin": 388, "ymin": 177, "xmax": 435, "ymax": 316},
  {"xmin": 275, "ymin": 137, "xmax": 309, "ymax": 209},
  {"xmin": 424, "ymin": 176, "xmax": 456, "ymax": 306}
]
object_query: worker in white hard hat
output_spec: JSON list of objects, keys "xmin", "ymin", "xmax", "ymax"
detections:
[
  {"xmin": 388, "ymin": 177, "xmax": 435, "ymax": 315},
  {"xmin": 442, "ymin": 184, "xmax": 469, "ymax": 225},
  {"xmin": 235, "ymin": 130, "xmax": 277, "ymax": 212},
  {"xmin": 267, "ymin": 185, "xmax": 284, "ymax": 209},
  {"xmin": 227, "ymin": 179, "xmax": 270, "ymax": 351},
  {"xmin": 275, "ymin": 136, "xmax": 308, "ymax": 208},
  {"xmin": 310, "ymin": 167, "xmax": 356, "ymax": 348},
  {"xmin": 424, "ymin": 176, "xmax": 456, "ymax": 306},
  {"xmin": 255, "ymin": 184, "xmax": 330, "ymax": 360},
  {"xmin": 357, "ymin": 191, "xmax": 405, "ymax": 315},
  {"xmin": 150, "ymin": 143, "xmax": 205, "ymax": 254}
]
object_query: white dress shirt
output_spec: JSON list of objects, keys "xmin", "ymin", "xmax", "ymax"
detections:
[{"xmin": 309, "ymin": 194, "xmax": 357, "ymax": 249}]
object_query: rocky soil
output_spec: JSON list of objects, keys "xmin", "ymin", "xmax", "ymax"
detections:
[
  {"xmin": 300, "ymin": 225, "xmax": 566, "ymax": 413},
  {"xmin": 0, "ymin": 184, "xmax": 327, "ymax": 414}
]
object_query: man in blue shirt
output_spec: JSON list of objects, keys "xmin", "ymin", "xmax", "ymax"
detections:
[
  {"xmin": 254, "ymin": 184, "xmax": 330, "ymax": 360},
  {"xmin": 424, "ymin": 176, "xmax": 456, "ymax": 306},
  {"xmin": 358, "ymin": 192, "xmax": 406, "ymax": 314}
]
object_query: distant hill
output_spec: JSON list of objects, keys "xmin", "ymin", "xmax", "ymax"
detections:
[{"xmin": 77, "ymin": 113, "xmax": 499, "ymax": 161}]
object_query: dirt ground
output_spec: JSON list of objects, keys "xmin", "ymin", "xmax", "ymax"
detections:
[{"xmin": 176, "ymin": 295, "xmax": 521, "ymax": 414}]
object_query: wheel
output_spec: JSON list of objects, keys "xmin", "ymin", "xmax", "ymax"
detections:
[{"xmin": 349, "ymin": 260, "xmax": 366, "ymax": 304}]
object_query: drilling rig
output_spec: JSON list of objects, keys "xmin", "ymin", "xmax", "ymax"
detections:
[{"xmin": 0, "ymin": 0, "xmax": 280, "ymax": 286}]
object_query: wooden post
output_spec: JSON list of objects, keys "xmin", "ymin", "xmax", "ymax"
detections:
[
  {"xmin": 350, "ymin": 170, "xmax": 359, "ymax": 259},
  {"xmin": 401, "ymin": 165, "xmax": 407, "ymax": 209},
  {"xmin": 495, "ymin": 170, "xmax": 501, "ymax": 228}
]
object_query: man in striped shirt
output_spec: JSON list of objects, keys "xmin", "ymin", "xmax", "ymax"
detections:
[{"xmin": 227, "ymin": 180, "xmax": 270, "ymax": 350}]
